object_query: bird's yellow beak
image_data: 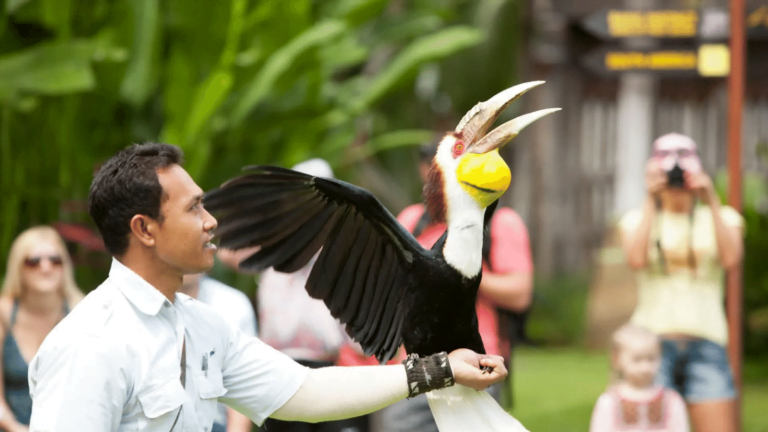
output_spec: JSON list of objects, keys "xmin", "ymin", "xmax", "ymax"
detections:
[{"xmin": 456, "ymin": 149, "xmax": 511, "ymax": 208}]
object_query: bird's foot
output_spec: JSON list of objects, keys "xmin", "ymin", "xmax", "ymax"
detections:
[{"xmin": 480, "ymin": 365, "xmax": 494, "ymax": 374}]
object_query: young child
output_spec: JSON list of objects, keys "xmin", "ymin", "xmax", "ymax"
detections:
[{"xmin": 590, "ymin": 324, "xmax": 689, "ymax": 432}]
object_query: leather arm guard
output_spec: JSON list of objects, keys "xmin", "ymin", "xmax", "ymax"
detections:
[{"xmin": 402, "ymin": 352, "xmax": 455, "ymax": 398}]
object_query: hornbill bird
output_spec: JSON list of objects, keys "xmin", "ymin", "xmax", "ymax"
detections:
[{"xmin": 205, "ymin": 81, "xmax": 559, "ymax": 431}]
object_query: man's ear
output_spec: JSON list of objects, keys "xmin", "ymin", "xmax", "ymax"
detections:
[{"xmin": 129, "ymin": 215, "xmax": 159, "ymax": 248}]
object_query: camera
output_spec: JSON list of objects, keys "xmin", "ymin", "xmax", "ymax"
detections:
[{"xmin": 666, "ymin": 163, "xmax": 685, "ymax": 189}]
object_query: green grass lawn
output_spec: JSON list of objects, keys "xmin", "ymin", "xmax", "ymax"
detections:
[{"xmin": 509, "ymin": 347, "xmax": 768, "ymax": 432}]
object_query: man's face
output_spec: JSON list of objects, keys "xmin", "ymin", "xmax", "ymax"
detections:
[{"xmin": 154, "ymin": 165, "xmax": 218, "ymax": 274}]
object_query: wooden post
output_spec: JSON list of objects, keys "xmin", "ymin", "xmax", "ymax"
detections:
[{"xmin": 727, "ymin": 0, "xmax": 745, "ymax": 430}]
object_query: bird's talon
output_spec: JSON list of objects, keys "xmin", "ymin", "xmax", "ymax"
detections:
[{"xmin": 480, "ymin": 365, "xmax": 494, "ymax": 374}]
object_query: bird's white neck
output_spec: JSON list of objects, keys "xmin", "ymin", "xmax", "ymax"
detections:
[{"xmin": 442, "ymin": 191, "xmax": 485, "ymax": 279}]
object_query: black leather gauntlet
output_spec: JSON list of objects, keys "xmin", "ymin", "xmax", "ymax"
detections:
[{"xmin": 402, "ymin": 352, "xmax": 455, "ymax": 398}]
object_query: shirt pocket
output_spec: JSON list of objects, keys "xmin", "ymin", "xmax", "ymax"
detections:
[
  {"xmin": 138, "ymin": 377, "xmax": 187, "ymax": 419},
  {"xmin": 196, "ymin": 370, "xmax": 228, "ymax": 429},
  {"xmin": 197, "ymin": 369, "xmax": 227, "ymax": 399}
]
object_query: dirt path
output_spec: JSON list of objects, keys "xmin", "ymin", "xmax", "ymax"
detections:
[{"xmin": 585, "ymin": 227, "xmax": 639, "ymax": 349}]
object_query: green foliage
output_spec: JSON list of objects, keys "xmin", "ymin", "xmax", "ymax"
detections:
[
  {"xmin": 0, "ymin": 0, "xmax": 524, "ymax": 285},
  {"xmin": 231, "ymin": 19, "xmax": 347, "ymax": 125},
  {"xmin": 526, "ymin": 273, "xmax": 591, "ymax": 346},
  {"xmin": 0, "ymin": 40, "xmax": 97, "ymax": 106},
  {"xmin": 344, "ymin": 26, "xmax": 483, "ymax": 118},
  {"xmin": 715, "ymin": 170, "xmax": 768, "ymax": 357},
  {"xmin": 118, "ymin": 0, "xmax": 160, "ymax": 107}
]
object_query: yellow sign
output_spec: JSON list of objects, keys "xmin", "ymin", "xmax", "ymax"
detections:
[
  {"xmin": 607, "ymin": 10, "xmax": 699, "ymax": 37},
  {"xmin": 697, "ymin": 44, "xmax": 730, "ymax": 77},
  {"xmin": 747, "ymin": 6, "xmax": 768, "ymax": 28},
  {"xmin": 601, "ymin": 46, "xmax": 730, "ymax": 76},
  {"xmin": 605, "ymin": 51, "xmax": 698, "ymax": 71}
]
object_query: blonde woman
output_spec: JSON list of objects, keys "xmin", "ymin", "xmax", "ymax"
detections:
[{"xmin": 0, "ymin": 226, "xmax": 83, "ymax": 431}]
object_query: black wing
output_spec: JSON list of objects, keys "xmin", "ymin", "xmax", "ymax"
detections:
[{"xmin": 204, "ymin": 166, "xmax": 429, "ymax": 362}]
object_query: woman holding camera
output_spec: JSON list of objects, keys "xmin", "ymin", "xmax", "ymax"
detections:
[{"xmin": 619, "ymin": 133, "xmax": 743, "ymax": 432}]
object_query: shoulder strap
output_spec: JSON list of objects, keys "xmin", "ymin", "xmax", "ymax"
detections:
[
  {"xmin": 482, "ymin": 201, "xmax": 498, "ymax": 271},
  {"xmin": 9, "ymin": 298, "xmax": 19, "ymax": 327},
  {"xmin": 411, "ymin": 209, "xmax": 432, "ymax": 238},
  {"xmin": 482, "ymin": 226, "xmax": 493, "ymax": 272},
  {"xmin": 655, "ymin": 199, "xmax": 698, "ymax": 275}
]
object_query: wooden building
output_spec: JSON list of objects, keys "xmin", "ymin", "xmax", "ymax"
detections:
[{"xmin": 507, "ymin": 0, "xmax": 768, "ymax": 277}]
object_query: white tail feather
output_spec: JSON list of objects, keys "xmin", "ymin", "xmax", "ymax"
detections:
[{"xmin": 426, "ymin": 385, "xmax": 529, "ymax": 432}]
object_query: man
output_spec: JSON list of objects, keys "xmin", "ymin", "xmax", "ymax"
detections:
[
  {"xmin": 180, "ymin": 273, "xmax": 257, "ymax": 432},
  {"xmin": 28, "ymin": 143, "xmax": 507, "ymax": 431},
  {"xmin": 342, "ymin": 142, "xmax": 534, "ymax": 432}
]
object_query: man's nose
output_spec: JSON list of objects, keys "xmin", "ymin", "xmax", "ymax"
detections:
[{"xmin": 203, "ymin": 208, "xmax": 218, "ymax": 231}]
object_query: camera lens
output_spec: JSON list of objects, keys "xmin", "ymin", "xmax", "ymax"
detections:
[{"xmin": 667, "ymin": 164, "xmax": 685, "ymax": 188}]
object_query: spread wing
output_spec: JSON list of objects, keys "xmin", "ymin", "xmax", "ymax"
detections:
[{"xmin": 204, "ymin": 166, "xmax": 429, "ymax": 362}]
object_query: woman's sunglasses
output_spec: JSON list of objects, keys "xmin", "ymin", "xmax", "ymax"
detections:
[
  {"xmin": 652, "ymin": 148, "xmax": 697, "ymax": 159},
  {"xmin": 24, "ymin": 255, "xmax": 63, "ymax": 268}
]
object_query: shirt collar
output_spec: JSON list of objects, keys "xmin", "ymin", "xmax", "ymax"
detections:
[{"xmin": 109, "ymin": 258, "xmax": 171, "ymax": 316}]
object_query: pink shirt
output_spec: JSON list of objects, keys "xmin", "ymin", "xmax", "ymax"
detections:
[
  {"xmin": 590, "ymin": 386, "xmax": 689, "ymax": 432},
  {"xmin": 337, "ymin": 204, "xmax": 532, "ymax": 366}
]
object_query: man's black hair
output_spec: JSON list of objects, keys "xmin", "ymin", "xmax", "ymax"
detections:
[{"xmin": 89, "ymin": 143, "xmax": 184, "ymax": 256}]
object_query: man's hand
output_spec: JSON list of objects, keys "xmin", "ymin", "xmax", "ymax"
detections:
[{"xmin": 447, "ymin": 348, "xmax": 507, "ymax": 391}]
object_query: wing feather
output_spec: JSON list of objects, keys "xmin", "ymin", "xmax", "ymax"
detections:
[
  {"xmin": 338, "ymin": 225, "xmax": 378, "ymax": 323},
  {"xmin": 205, "ymin": 166, "xmax": 432, "ymax": 363}
]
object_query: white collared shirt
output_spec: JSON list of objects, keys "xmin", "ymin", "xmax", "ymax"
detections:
[
  {"xmin": 195, "ymin": 276, "xmax": 258, "ymax": 428},
  {"xmin": 28, "ymin": 259, "xmax": 308, "ymax": 432}
]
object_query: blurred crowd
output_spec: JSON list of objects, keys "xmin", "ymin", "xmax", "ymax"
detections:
[{"xmin": 0, "ymin": 132, "xmax": 743, "ymax": 432}]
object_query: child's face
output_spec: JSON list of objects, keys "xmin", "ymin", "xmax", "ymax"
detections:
[{"xmin": 616, "ymin": 339, "xmax": 661, "ymax": 388}]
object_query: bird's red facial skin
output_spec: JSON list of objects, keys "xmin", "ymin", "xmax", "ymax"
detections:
[{"xmin": 452, "ymin": 140, "xmax": 466, "ymax": 159}]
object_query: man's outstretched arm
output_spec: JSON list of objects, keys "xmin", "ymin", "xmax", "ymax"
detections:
[
  {"xmin": 219, "ymin": 327, "xmax": 507, "ymax": 426},
  {"xmin": 271, "ymin": 348, "xmax": 506, "ymax": 423}
]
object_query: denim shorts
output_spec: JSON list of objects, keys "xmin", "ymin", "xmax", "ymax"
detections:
[{"xmin": 656, "ymin": 338, "xmax": 736, "ymax": 402}]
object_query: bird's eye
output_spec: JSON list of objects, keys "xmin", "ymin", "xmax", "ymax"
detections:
[{"xmin": 452, "ymin": 140, "xmax": 465, "ymax": 158}]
